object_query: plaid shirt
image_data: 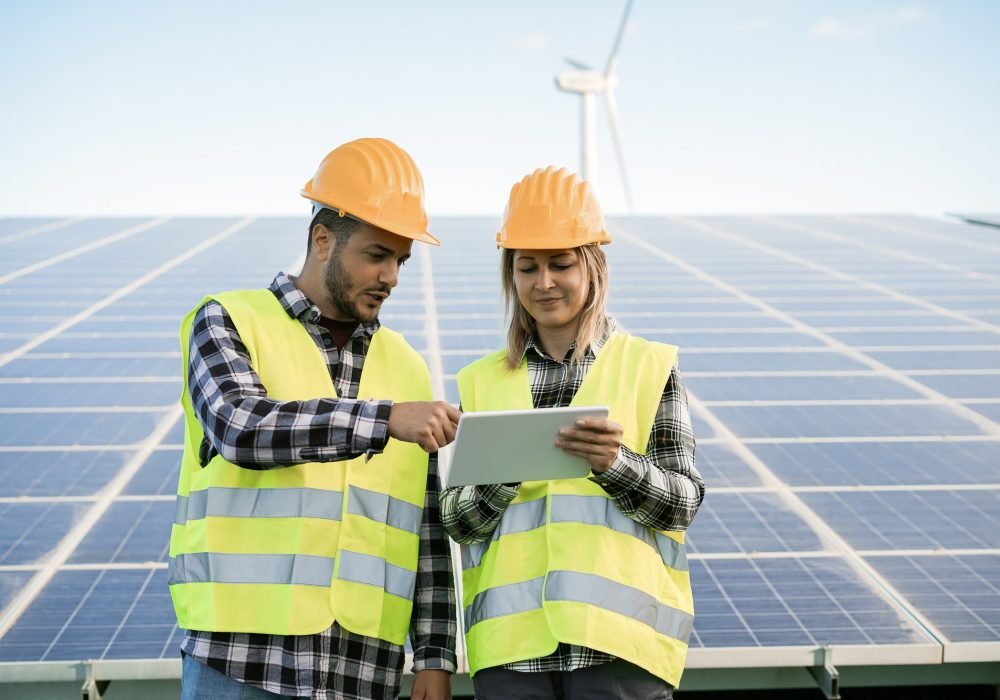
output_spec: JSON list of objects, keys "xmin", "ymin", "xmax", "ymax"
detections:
[
  {"xmin": 440, "ymin": 319, "xmax": 703, "ymax": 674},
  {"xmin": 180, "ymin": 273, "xmax": 457, "ymax": 699}
]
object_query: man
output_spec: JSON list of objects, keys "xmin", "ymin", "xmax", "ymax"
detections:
[{"xmin": 169, "ymin": 138, "xmax": 460, "ymax": 699}]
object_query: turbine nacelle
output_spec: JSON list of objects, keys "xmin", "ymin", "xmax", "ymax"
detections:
[{"xmin": 555, "ymin": 70, "xmax": 607, "ymax": 94}]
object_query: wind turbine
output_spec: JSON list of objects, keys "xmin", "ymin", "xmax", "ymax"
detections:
[{"xmin": 555, "ymin": 0, "xmax": 635, "ymax": 212}]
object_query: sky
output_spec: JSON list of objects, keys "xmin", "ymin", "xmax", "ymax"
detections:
[{"xmin": 1, "ymin": 1, "xmax": 998, "ymax": 217}]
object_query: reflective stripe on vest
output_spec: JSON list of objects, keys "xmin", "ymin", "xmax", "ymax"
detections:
[
  {"xmin": 465, "ymin": 570, "xmax": 694, "ymax": 643},
  {"xmin": 170, "ymin": 552, "xmax": 335, "ymax": 586},
  {"xmin": 461, "ymin": 494, "xmax": 686, "ymax": 573},
  {"xmin": 174, "ymin": 487, "xmax": 344, "ymax": 525},
  {"xmin": 347, "ymin": 485, "xmax": 422, "ymax": 535},
  {"xmin": 336, "ymin": 550, "xmax": 417, "ymax": 600}
]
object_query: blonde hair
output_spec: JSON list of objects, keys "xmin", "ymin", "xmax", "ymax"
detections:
[{"xmin": 501, "ymin": 245, "xmax": 610, "ymax": 369}]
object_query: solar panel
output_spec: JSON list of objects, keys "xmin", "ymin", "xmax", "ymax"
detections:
[{"xmin": 0, "ymin": 214, "xmax": 997, "ymax": 695}]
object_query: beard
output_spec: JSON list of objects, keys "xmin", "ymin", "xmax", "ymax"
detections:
[{"xmin": 324, "ymin": 248, "xmax": 389, "ymax": 323}]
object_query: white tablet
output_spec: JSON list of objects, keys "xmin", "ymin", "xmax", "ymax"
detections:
[{"xmin": 443, "ymin": 405, "xmax": 610, "ymax": 488}]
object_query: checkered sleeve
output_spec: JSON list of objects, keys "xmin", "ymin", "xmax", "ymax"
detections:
[
  {"xmin": 409, "ymin": 454, "xmax": 458, "ymax": 673},
  {"xmin": 187, "ymin": 300, "xmax": 392, "ymax": 469},
  {"xmin": 439, "ymin": 482, "xmax": 520, "ymax": 544},
  {"xmin": 590, "ymin": 364, "xmax": 705, "ymax": 531}
]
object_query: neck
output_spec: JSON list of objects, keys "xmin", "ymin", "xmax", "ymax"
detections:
[
  {"xmin": 536, "ymin": 321, "xmax": 580, "ymax": 362},
  {"xmin": 294, "ymin": 262, "xmax": 344, "ymax": 320}
]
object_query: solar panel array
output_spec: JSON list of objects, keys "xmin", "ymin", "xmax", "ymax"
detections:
[{"xmin": 0, "ymin": 214, "xmax": 998, "ymax": 680}]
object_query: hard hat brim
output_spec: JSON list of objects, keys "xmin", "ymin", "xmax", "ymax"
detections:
[{"xmin": 302, "ymin": 191, "xmax": 441, "ymax": 246}]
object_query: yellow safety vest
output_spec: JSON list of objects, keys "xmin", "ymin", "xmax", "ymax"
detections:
[
  {"xmin": 169, "ymin": 289, "xmax": 431, "ymax": 644},
  {"xmin": 456, "ymin": 332, "xmax": 694, "ymax": 686}
]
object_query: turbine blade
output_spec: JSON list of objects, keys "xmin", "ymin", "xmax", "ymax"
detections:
[
  {"xmin": 605, "ymin": 0, "xmax": 635, "ymax": 77},
  {"xmin": 564, "ymin": 57, "xmax": 593, "ymax": 71},
  {"xmin": 604, "ymin": 88, "xmax": 634, "ymax": 213}
]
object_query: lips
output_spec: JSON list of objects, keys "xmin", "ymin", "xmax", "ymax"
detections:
[
  {"xmin": 535, "ymin": 297, "xmax": 561, "ymax": 305},
  {"xmin": 366, "ymin": 291, "xmax": 389, "ymax": 304}
]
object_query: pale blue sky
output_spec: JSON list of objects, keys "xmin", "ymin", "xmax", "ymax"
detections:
[{"xmin": 1, "ymin": 1, "xmax": 998, "ymax": 216}]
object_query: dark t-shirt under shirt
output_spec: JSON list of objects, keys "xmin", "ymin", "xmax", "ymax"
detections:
[{"xmin": 316, "ymin": 316, "xmax": 359, "ymax": 351}]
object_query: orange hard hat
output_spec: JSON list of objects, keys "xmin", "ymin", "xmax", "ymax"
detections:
[
  {"xmin": 301, "ymin": 137, "xmax": 439, "ymax": 246},
  {"xmin": 496, "ymin": 166, "xmax": 611, "ymax": 249}
]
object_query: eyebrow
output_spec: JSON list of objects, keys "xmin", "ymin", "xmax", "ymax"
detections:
[{"xmin": 367, "ymin": 243, "xmax": 410, "ymax": 261}]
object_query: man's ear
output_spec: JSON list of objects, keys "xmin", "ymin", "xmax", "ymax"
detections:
[{"xmin": 311, "ymin": 223, "xmax": 333, "ymax": 261}]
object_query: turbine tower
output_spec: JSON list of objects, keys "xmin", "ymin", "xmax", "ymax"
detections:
[{"xmin": 555, "ymin": 0, "xmax": 635, "ymax": 212}]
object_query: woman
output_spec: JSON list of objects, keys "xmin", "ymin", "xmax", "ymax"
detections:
[{"xmin": 440, "ymin": 166, "xmax": 705, "ymax": 700}]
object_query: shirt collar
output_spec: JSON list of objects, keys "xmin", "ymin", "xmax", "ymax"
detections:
[
  {"xmin": 268, "ymin": 272, "xmax": 380, "ymax": 337},
  {"xmin": 522, "ymin": 317, "xmax": 616, "ymax": 363}
]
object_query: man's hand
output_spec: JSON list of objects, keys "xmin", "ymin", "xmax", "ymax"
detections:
[
  {"xmin": 409, "ymin": 669, "xmax": 451, "ymax": 700},
  {"xmin": 388, "ymin": 401, "xmax": 461, "ymax": 453},
  {"xmin": 555, "ymin": 417, "xmax": 624, "ymax": 474}
]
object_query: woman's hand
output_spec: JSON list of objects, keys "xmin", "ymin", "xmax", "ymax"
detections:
[{"xmin": 555, "ymin": 417, "xmax": 624, "ymax": 474}]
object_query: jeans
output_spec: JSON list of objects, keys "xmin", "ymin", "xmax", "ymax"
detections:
[
  {"xmin": 181, "ymin": 653, "xmax": 294, "ymax": 699},
  {"xmin": 472, "ymin": 659, "xmax": 673, "ymax": 700}
]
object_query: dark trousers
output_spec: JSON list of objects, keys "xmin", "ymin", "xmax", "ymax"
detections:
[{"xmin": 472, "ymin": 659, "xmax": 673, "ymax": 700}]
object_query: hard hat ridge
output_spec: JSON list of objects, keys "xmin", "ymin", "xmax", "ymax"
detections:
[
  {"xmin": 301, "ymin": 137, "xmax": 439, "ymax": 246},
  {"xmin": 496, "ymin": 166, "xmax": 611, "ymax": 249}
]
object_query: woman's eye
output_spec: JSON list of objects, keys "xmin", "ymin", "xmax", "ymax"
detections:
[
  {"xmin": 517, "ymin": 267, "xmax": 535, "ymax": 273},
  {"xmin": 552, "ymin": 264, "xmax": 571, "ymax": 271}
]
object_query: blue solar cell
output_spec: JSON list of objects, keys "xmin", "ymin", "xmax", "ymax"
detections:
[
  {"xmin": 644, "ymin": 315, "xmax": 783, "ymax": 330},
  {"xmin": 0, "ymin": 217, "xmax": 63, "ymax": 235},
  {"xmin": 709, "ymin": 404, "xmax": 988, "ymax": 439},
  {"xmin": 0, "ymin": 338, "xmax": 29, "ymax": 352},
  {"xmin": 435, "ymin": 301, "xmax": 503, "ymax": 314},
  {"xmin": 32, "ymin": 335, "xmax": 179, "ymax": 354},
  {"xmin": 0, "ymin": 571, "xmax": 35, "ymax": 611},
  {"xmin": 0, "ymin": 304, "xmax": 93, "ymax": 318},
  {"xmin": 74, "ymin": 317, "xmax": 183, "ymax": 334},
  {"xmin": 0, "ymin": 502, "xmax": 92, "ymax": 564},
  {"xmin": 692, "ymin": 444, "xmax": 761, "ymax": 487},
  {"xmin": 687, "ymin": 375, "xmax": 919, "ymax": 402},
  {"xmin": 913, "ymin": 374, "xmax": 1000, "ymax": 399},
  {"xmin": 767, "ymin": 299, "xmax": 927, "ymax": 313},
  {"xmin": 689, "ymin": 557, "xmax": 930, "ymax": 648},
  {"xmin": 444, "ymin": 378, "xmax": 460, "ymax": 405},
  {"xmin": 641, "ymin": 332, "xmax": 825, "ymax": 349},
  {"xmin": 0, "ymin": 568, "xmax": 180, "ymax": 661},
  {"xmin": 969, "ymin": 403, "xmax": 1000, "ymax": 422},
  {"xmin": 0, "ymin": 450, "xmax": 134, "ymax": 497},
  {"xmin": 70, "ymin": 500, "xmax": 173, "ymax": 564},
  {"xmin": 1, "ymin": 319, "xmax": 73, "ymax": 333},
  {"xmin": 163, "ymin": 417, "xmax": 186, "ymax": 445},
  {"xmin": 687, "ymin": 493, "xmax": 822, "ymax": 554},
  {"xmin": 0, "ymin": 380, "xmax": 180, "ymax": 408},
  {"xmin": 0, "ymin": 411, "xmax": 169, "ymax": 447},
  {"xmin": 749, "ymin": 440, "xmax": 1000, "ymax": 486},
  {"xmin": 868, "ymin": 350, "xmax": 1000, "ymax": 371},
  {"xmin": 124, "ymin": 449, "xmax": 181, "ymax": 495},
  {"xmin": 802, "ymin": 314, "xmax": 971, "ymax": 328},
  {"xmin": 866, "ymin": 554, "xmax": 1000, "ymax": 642},
  {"xmin": 439, "ymin": 330, "xmax": 504, "ymax": 349},
  {"xmin": 829, "ymin": 330, "xmax": 1000, "ymax": 347},
  {"xmin": 614, "ymin": 300, "xmax": 760, "ymax": 314},
  {"xmin": 680, "ymin": 351, "xmax": 868, "ymax": 373},
  {"xmin": 436, "ymin": 315, "xmax": 501, "ymax": 332},
  {"xmin": 801, "ymin": 490, "xmax": 1000, "ymax": 551},
  {"xmin": 0, "ymin": 356, "xmax": 180, "ymax": 378}
]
